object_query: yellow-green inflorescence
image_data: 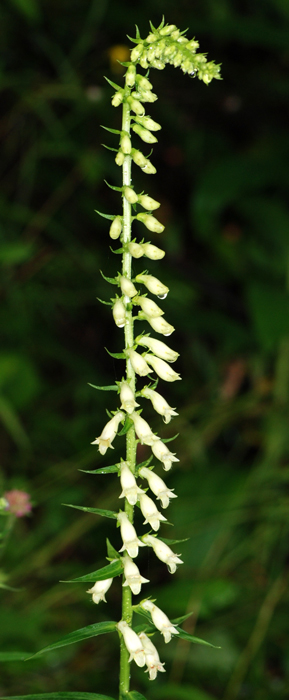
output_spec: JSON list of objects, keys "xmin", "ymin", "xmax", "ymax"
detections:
[{"xmin": 91, "ymin": 19, "xmax": 220, "ymax": 698}]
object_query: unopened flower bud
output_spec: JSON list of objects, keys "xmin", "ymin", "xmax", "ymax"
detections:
[
  {"xmin": 109, "ymin": 216, "xmax": 122, "ymax": 240},
  {"xmin": 159, "ymin": 24, "xmax": 177, "ymax": 36},
  {"xmin": 128, "ymin": 241, "xmax": 144, "ymax": 258},
  {"xmin": 125, "ymin": 64, "xmax": 136, "ymax": 87},
  {"xmin": 139, "ymin": 492, "xmax": 167, "ymax": 531},
  {"xmin": 117, "ymin": 620, "xmax": 146, "ymax": 667},
  {"xmin": 131, "ymin": 149, "xmax": 147, "ymax": 167},
  {"xmin": 151, "ymin": 439, "xmax": 179, "ymax": 471},
  {"xmin": 186, "ymin": 39, "xmax": 200, "ymax": 51},
  {"xmin": 123, "ymin": 186, "xmax": 139, "ymax": 204},
  {"xmin": 171, "ymin": 29, "xmax": 180, "ymax": 39},
  {"xmin": 132, "ymin": 124, "xmax": 158, "ymax": 144},
  {"xmin": 133, "ymin": 115, "xmax": 161, "ymax": 131},
  {"xmin": 91, "ymin": 411, "xmax": 125, "ymax": 455},
  {"xmin": 139, "ymin": 467, "xmax": 177, "ymax": 509},
  {"xmin": 119, "ymin": 461, "xmax": 143, "ymax": 505},
  {"xmin": 122, "ymin": 554, "xmax": 149, "ymax": 595},
  {"xmin": 115, "ymin": 151, "xmax": 125, "ymax": 166},
  {"xmin": 112, "ymin": 298, "xmax": 126, "ymax": 328},
  {"xmin": 141, "ymin": 160, "xmax": 157, "ymax": 175},
  {"xmin": 139, "ymin": 54, "xmax": 149, "ymax": 70},
  {"xmin": 144, "ymin": 315, "xmax": 174, "ymax": 336},
  {"xmin": 137, "ymin": 295, "xmax": 164, "ymax": 318},
  {"xmin": 141, "ymin": 242, "xmax": 165, "ymax": 260},
  {"xmin": 126, "ymin": 348, "xmax": 151, "ymax": 376},
  {"xmin": 130, "ymin": 411, "xmax": 159, "ymax": 446},
  {"xmin": 138, "ymin": 194, "xmax": 160, "ymax": 211},
  {"xmin": 141, "ymin": 598, "xmax": 180, "ymax": 640},
  {"xmin": 87, "ymin": 578, "xmax": 113, "ymax": 604},
  {"xmin": 120, "ymin": 382, "xmax": 140, "ymax": 415},
  {"xmin": 147, "ymin": 46, "xmax": 156, "ymax": 62},
  {"xmin": 135, "ymin": 274, "xmax": 168, "ymax": 297},
  {"xmin": 136, "ymin": 213, "xmax": 164, "ymax": 233},
  {"xmin": 135, "ymin": 75, "xmax": 153, "ymax": 91},
  {"xmin": 127, "ymin": 96, "xmax": 145, "ymax": 116},
  {"xmin": 141, "ymin": 387, "xmax": 178, "ymax": 424},
  {"xmin": 119, "ymin": 276, "xmax": 138, "ymax": 298},
  {"xmin": 145, "ymin": 33, "xmax": 158, "ymax": 43},
  {"xmin": 144, "ymin": 354, "xmax": 181, "ymax": 382},
  {"xmin": 131, "ymin": 44, "xmax": 144, "ymax": 62},
  {"xmin": 135, "ymin": 90, "xmax": 158, "ymax": 103},
  {"xmin": 112, "ymin": 90, "xmax": 124, "ymax": 107},
  {"xmin": 136, "ymin": 336, "xmax": 178, "ymax": 362},
  {"xmin": 117, "ymin": 511, "xmax": 145, "ymax": 559},
  {"xmin": 150, "ymin": 59, "xmax": 165, "ymax": 70},
  {"xmin": 120, "ymin": 133, "xmax": 132, "ymax": 154}
]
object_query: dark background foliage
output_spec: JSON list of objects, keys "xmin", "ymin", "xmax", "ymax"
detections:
[{"xmin": 1, "ymin": 0, "xmax": 289, "ymax": 698}]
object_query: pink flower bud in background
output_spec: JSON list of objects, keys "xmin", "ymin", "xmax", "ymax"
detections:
[
  {"xmin": 138, "ymin": 467, "xmax": 177, "ymax": 509},
  {"xmin": 86, "ymin": 578, "xmax": 113, "ymax": 604},
  {"xmin": 4, "ymin": 490, "xmax": 32, "ymax": 517}
]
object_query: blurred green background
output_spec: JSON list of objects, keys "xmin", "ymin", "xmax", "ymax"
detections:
[{"xmin": 1, "ymin": 0, "xmax": 289, "ymax": 698}]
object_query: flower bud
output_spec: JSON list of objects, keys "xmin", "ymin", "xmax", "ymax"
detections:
[
  {"xmin": 112, "ymin": 90, "xmax": 124, "ymax": 107},
  {"xmin": 144, "ymin": 536, "xmax": 184, "ymax": 575},
  {"xmin": 186, "ymin": 39, "xmax": 199, "ymax": 51},
  {"xmin": 135, "ymin": 75, "xmax": 153, "ymax": 91},
  {"xmin": 141, "ymin": 242, "xmax": 165, "ymax": 260},
  {"xmin": 131, "ymin": 44, "xmax": 144, "ymax": 62},
  {"xmin": 117, "ymin": 511, "xmax": 145, "ymax": 559},
  {"xmin": 143, "ymin": 354, "xmax": 181, "ymax": 381},
  {"xmin": 109, "ymin": 216, "xmax": 122, "ymax": 240},
  {"xmin": 127, "ymin": 96, "xmax": 145, "ymax": 116},
  {"xmin": 119, "ymin": 461, "xmax": 143, "ymax": 505},
  {"xmin": 112, "ymin": 298, "xmax": 126, "ymax": 328},
  {"xmin": 138, "ymin": 467, "xmax": 177, "ymax": 509},
  {"xmin": 173, "ymin": 52, "xmax": 182, "ymax": 67},
  {"xmin": 159, "ymin": 24, "xmax": 177, "ymax": 36},
  {"xmin": 91, "ymin": 411, "xmax": 125, "ymax": 455},
  {"xmin": 134, "ymin": 90, "xmax": 158, "ymax": 103},
  {"xmin": 139, "ymin": 54, "xmax": 149, "ymax": 70},
  {"xmin": 132, "ymin": 124, "xmax": 158, "ymax": 144},
  {"xmin": 141, "ymin": 387, "xmax": 178, "ymax": 424},
  {"xmin": 136, "ymin": 213, "xmax": 164, "ymax": 234},
  {"xmin": 141, "ymin": 160, "xmax": 157, "ymax": 175},
  {"xmin": 150, "ymin": 59, "xmax": 165, "ymax": 70},
  {"xmin": 139, "ymin": 492, "xmax": 167, "ymax": 531},
  {"xmin": 123, "ymin": 186, "xmax": 139, "ymax": 204},
  {"xmin": 130, "ymin": 411, "xmax": 159, "ymax": 446},
  {"xmin": 87, "ymin": 578, "xmax": 113, "ymax": 604},
  {"xmin": 131, "ymin": 149, "xmax": 147, "ymax": 167},
  {"xmin": 139, "ymin": 632, "xmax": 166, "ymax": 680},
  {"xmin": 171, "ymin": 29, "xmax": 180, "ymax": 39},
  {"xmin": 141, "ymin": 598, "xmax": 180, "ymax": 640},
  {"xmin": 145, "ymin": 33, "xmax": 158, "ymax": 43},
  {"xmin": 138, "ymin": 194, "xmax": 160, "ymax": 211},
  {"xmin": 136, "ymin": 336, "xmax": 178, "ymax": 362},
  {"xmin": 147, "ymin": 46, "xmax": 156, "ymax": 62},
  {"xmin": 120, "ymin": 382, "xmax": 139, "ymax": 415},
  {"xmin": 115, "ymin": 151, "xmax": 125, "ymax": 166},
  {"xmin": 119, "ymin": 275, "xmax": 138, "ymax": 298},
  {"xmin": 117, "ymin": 620, "xmax": 146, "ymax": 667},
  {"xmin": 151, "ymin": 439, "xmax": 179, "ymax": 471},
  {"xmin": 137, "ymin": 295, "xmax": 164, "ymax": 318},
  {"xmin": 120, "ymin": 132, "xmax": 131, "ymax": 154},
  {"xmin": 133, "ymin": 115, "xmax": 161, "ymax": 131},
  {"xmin": 144, "ymin": 315, "xmax": 174, "ymax": 336},
  {"xmin": 126, "ymin": 348, "xmax": 151, "ymax": 376},
  {"xmin": 128, "ymin": 241, "xmax": 144, "ymax": 258},
  {"xmin": 135, "ymin": 274, "xmax": 168, "ymax": 297},
  {"xmin": 122, "ymin": 554, "xmax": 149, "ymax": 595},
  {"xmin": 125, "ymin": 64, "xmax": 136, "ymax": 87}
]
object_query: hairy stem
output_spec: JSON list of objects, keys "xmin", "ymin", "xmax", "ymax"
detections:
[{"xmin": 119, "ymin": 94, "xmax": 136, "ymax": 700}]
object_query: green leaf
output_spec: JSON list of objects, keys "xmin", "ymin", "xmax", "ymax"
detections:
[
  {"xmin": 96, "ymin": 298, "xmax": 112, "ymax": 306},
  {"xmin": 0, "ymin": 582, "xmax": 22, "ymax": 592},
  {"xmin": 160, "ymin": 537, "xmax": 189, "ymax": 545},
  {"xmin": 94, "ymin": 209, "xmax": 115, "ymax": 221},
  {"xmin": 128, "ymin": 692, "xmax": 148, "ymax": 700},
  {"xmin": 80, "ymin": 465, "xmax": 119, "ymax": 475},
  {"xmin": 63, "ymin": 504, "xmax": 117, "ymax": 519},
  {"xmin": 0, "ymin": 652, "xmax": 30, "ymax": 662},
  {"xmin": 63, "ymin": 559, "xmax": 123, "ymax": 583},
  {"xmin": 100, "ymin": 269, "xmax": 118, "ymax": 285},
  {"xmin": 30, "ymin": 621, "xmax": 117, "ymax": 658},
  {"xmin": 172, "ymin": 611, "xmax": 194, "ymax": 626},
  {"xmin": 102, "ymin": 144, "xmax": 118, "ymax": 152},
  {"xmin": 104, "ymin": 76, "xmax": 123, "ymax": 91},
  {"xmin": 105, "ymin": 348, "xmax": 126, "ymax": 359},
  {"xmin": 1, "ymin": 694, "xmax": 115, "ymax": 700},
  {"xmin": 176, "ymin": 628, "xmax": 221, "ymax": 649},
  {"xmin": 104, "ymin": 180, "xmax": 123, "ymax": 192},
  {"xmin": 88, "ymin": 383, "xmax": 118, "ymax": 391},
  {"xmin": 106, "ymin": 537, "xmax": 120, "ymax": 560},
  {"xmin": 162, "ymin": 433, "xmax": 179, "ymax": 444},
  {"xmin": 101, "ymin": 125, "xmax": 121, "ymax": 135}
]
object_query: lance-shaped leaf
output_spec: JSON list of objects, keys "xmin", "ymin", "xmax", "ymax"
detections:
[
  {"xmin": 106, "ymin": 537, "xmax": 120, "ymax": 560},
  {"xmin": 105, "ymin": 348, "xmax": 126, "ymax": 359},
  {"xmin": 104, "ymin": 76, "xmax": 123, "ymax": 90},
  {"xmin": 102, "ymin": 144, "xmax": 118, "ymax": 152},
  {"xmin": 63, "ymin": 504, "xmax": 117, "ymax": 519},
  {"xmin": 63, "ymin": 559, "xmax": 123, "ymax": 583},
  {"xmin": 1, "ymin": 693, "xmax": 116, "ymax": 700},
  {"xmin": 29, "ymin": 621, "xmax": 117, "ymax": 658},
  {"xmin": 100, "ymin": 270, "xmax": 118, "ymax": 285},
  {"xmin": 104, "ymin": 180, "xmax": 123, "ymax": 192},
  {"xmin": 176, "ymin": 628, "xmax": 221, "ymax": 649},
  {"xmin": 88, "ymin": 383, "xmax": 118, "ymax": 392},
  {"xmin": 101, "ymin": 125, "xmax": 121, "ymax": 134},
  {"xmin": 159, "ymin": 536, "xmax": 189, "ymax": 545},
  {"xmin": 172, "ymin": 611, "xmax": 194, "ymax": 626},
  {"xmin": 79, "ymin": 465, "xmax": 119, "ymax": 475},
  {"xmin": 94, "ymin": 210, "xmax": 115, "ymax": 221}
]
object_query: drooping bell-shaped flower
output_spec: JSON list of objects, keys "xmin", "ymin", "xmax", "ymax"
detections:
[
  {"xmin": 128, "ymin": 241, "xmax": 145, "ymax": 259},
  {"xmin": 144, "ymin": 315, "xmax": 175, "ymax": 336},
  {"xmin": 109, "ymin": 216, "xmax": 122, "ymax": 240},
  {"xmin": 86, "ymin": 578, "xmax": 113, "ymax": 604},
  {"xmin": 137, "ymin": 296, "xmax": 164, "ymax": 318},
  {"xmin": 112, "ymin": 298, "xmax": 126, "ymax": 328},
  {"xmin": 141, "ymin": 387, "xmax": 178, "ymax": 424},
  {"xmin": 120, "ymin": 381, "xmax": 140, "ymax": 414},
  {"xmin": 91, "ymin": 411, "xmax": 125, "ymax": 455},
  {"xmin": 136, "ymin": 335, "xmax": 179, "ymax": 362},
  {"xmin": 144, "ymin": 354, "xmax": 181, "ymax": 382},
  {"xmin": 130, "ymin": 412, "xmax": 159, "ymax": 446},
  {"xmin": 136, "ymin": 212, "xmax": 164, "ymax": 234},
  {"xmin": 122, "ymin": 554, "xmax": 149, "ymax": 595},
  {"xmin": 138, "ymin": 467, "xmax": 177, "ymax": 509},
  {"xmin": 119, "ymin": 275, "xmax": 138, "ymax": 298},
  {"xmin": 138, "ymin": 194, "xmax": 160, "ymax": 211},
  {"xmin": 117, "ymin": 511, "xmax": 145, "ymax": 559},
  {"xmin": 141, "ymin": 600, "xmax": 180, "ymax": 643},
  {"xmin": 117, "ymin": 620, "xmax": 146, "ymax": 667},
  {"xmin": 151, "ymin": 439, "xmax": 179, "ymax": 471},
  {"xmin": 139, "ymin": 492, "xmax": 167, "ymax": 531},
  {"xmin": 142, "ymin": 534, "xmax": 183, "ymax": 574},
  {"xmin": 139, "ymin": 632, "xmax": 166, "ymax": 680},
  {"xmin": 126, "ymin": 348, "xmax": 151, "ymax": 377},
  {"xmin": 135, "ymin": 274, "xmax": 169, "ymax": 298},
  {"xmin": 123, "ymin": 186, "xmax": 139, "ymax": 204},
  {"xmin": 119, "ymin": 461, "xmax": 144, "ymax": 506},
  {"xmin": 141, "ymin": 242, "xmax": 165, "ymax": 260}
]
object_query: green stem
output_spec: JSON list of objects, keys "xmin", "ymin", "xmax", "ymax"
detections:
[{"xmin": 119, "ymin": 95, "xmax": 137, "ymax": 700}]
